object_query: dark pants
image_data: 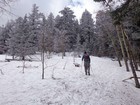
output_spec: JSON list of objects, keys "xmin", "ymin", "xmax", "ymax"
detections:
[{"xmin": 84, "ymin": 62, "xmax": 90, "ymax": 75}]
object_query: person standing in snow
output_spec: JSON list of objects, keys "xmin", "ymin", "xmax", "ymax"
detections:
[{"xmin": 82, "ymin": 51, "xmax": 91, "ymax": 75}]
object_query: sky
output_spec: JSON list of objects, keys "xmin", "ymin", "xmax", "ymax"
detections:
[{"xmin": 0, "ymin": 0, "xmax": 103, "ymax": 26}]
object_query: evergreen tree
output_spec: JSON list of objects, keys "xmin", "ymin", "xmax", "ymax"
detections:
[
  {"xmin": 55, "ymin": 7, "xmax": 76, "ymax": 51},
  {"xmin": 0, "ymin": 21, "xmax": 14, "ymax": 54},
  {"xmin": 0, "ymin": 26, "xmax": 5, "ymax": 54},
  {"xmin": 39, "ymin": 14, "xmax": 47, "ymax": 52},
  {"xmin": 28, "ymin": 4, "xmax": 42, "ymax": 52},
  {"xmin": 122, "ymin": 2, "xmax": 140, "ymax": 62},
  {"xmin": 19, "ymin": 15, "xmax": 35, "ymax": 59},
  {"xmin": 46, "ymin": 13, "xmax": 55, "ymax": 53},
  {"xmin": 7, "ymin": 15, "xmax": 36, "ymax": 59},
  {"xmin": 80, "ymin": 10, "xmax": 95, "ymax": 54},
  {"xmin": 7, "ymin": 17, "xmax": 24, "ymax": 58},
  {"xmin": 74, "ymin": 19, "xmax": 83, "ymax": 53},
  {"xmin": 95, "ymin": 11, "xmax": 116, "ymax": 57}
]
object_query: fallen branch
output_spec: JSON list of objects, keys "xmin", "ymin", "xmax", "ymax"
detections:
[
  {"xmin": 122, "ymin": 77, "xmax": 140, "ymax": 82},
  {"xmin": 136, "ymin": 70, "xmax": 140, "ymax": 72},
  {"xmin": 5, "ymin": 59, "xmax": 32, "ymax": 62},
  {"xmin": 17, "ymin": 65, "xmax": 38, "ymax": 68}
]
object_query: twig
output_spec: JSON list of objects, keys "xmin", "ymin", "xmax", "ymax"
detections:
[
  {"xmin": 0, "ymin": 6, "xmax": 19, "ymax": 17},
  {"xmin": 136, "ymin": 70, "xmax": 140, "ymax": 72},
  {"xmin": 63, "ymin": 60, "xmax": 67, "ymax": 70},
  {"xmin": 44, "ymin": 60, "xmax": 60, "ymax": 69},
  {"xmin": 122, "ymin": 77, "xmax": 140, "ymax": 82},
  {"xmin": 0, "ymin": 69, "xmax": 4, "ymax": 75}
]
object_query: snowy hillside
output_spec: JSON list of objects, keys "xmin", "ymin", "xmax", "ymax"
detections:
[{"xmin": 0, "ymin": 54, "xmax": 140, "ymax": 105}]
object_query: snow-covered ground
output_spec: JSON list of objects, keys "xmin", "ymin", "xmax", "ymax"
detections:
[{"xmin": 0, "ymin": 54, "xmax": 140, "ymax": 105}]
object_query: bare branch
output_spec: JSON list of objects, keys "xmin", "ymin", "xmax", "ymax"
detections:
[
  {"xmin": 123, "ymin": 77, "xmax": 140, "ymax": 82},
  {"xmin": 0, "ymin": 0, "xmax": 18, "ymax": 17},
  {"xmin": 0, "ymin": 6, "xmax": 18, "ymax": 17}
]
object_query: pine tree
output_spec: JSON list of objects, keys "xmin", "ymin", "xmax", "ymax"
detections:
[
  {"xmin": 7, "ymin": 15, "xmax": 37, "ymax": 59},
  {"xmin": 80, "ymin": 10, "xmax": 95, "ymax": 54},
  {"xmin": 0, "ymin": 26, "xmax": 5, "ymax": 54},
  {"xmin": 28, "ymin": 4, "xmax": 42, "ymax": 52},
  {"xmin": 95, "ymin": 11, "xmax": 116, "ymax": 57},
  {"xmin": 74, "ymin": 19, "xmax": 83, "ymax": 53},
  {"xmin": 18, "ymin": 15, "xmax": 33, "ymax": 59},
  {"xmin": 55, "ymin": 7, "xmax": 76, "ymax": 51},
  {"xmin": 46, "ymin": 13, "xmax": 55, "ymax": 53},
  {"xmin": 0, "ymin": 21, "xmax": 14, "ymax": 54},
  {"xmin": 7, "ymin": 17, "xmax": 24, "ymax": 58}
]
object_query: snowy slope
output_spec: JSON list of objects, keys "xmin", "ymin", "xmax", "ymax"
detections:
[{"xmin": 0, "ymin": 54, "xmax": 140, "ymax": 105}]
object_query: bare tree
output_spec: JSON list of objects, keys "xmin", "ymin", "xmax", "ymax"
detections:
[
  {"xmin": 41, "ymin": 31, "xmax": 45, "ymax": 79},
  {"xmin": 0, "ymin": 0, "xmax": 17, "ymax": 15},
  {"xmin": 40, "ymin": 16, "xmax": 46, "ymax": 79}
]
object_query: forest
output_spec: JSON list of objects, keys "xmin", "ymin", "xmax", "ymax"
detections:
[
  {"xmin": 0, "ymin": 0, "xmax": 140, "ymax": 86},
  {"xmin": 0, "ymin": 0, "xmax": 140, "ymax": 84},
  {"xmin": 0, "ymin": 0, "xmax": 140, "ymax": 105},
  {"xmin": 0, "ymin": 1, "xmax": 139, "ymax": 58}
]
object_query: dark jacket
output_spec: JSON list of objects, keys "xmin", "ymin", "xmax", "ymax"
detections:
[{"xmin": 82, "ymin": 54, "xmax": 90, "ymax": 63}]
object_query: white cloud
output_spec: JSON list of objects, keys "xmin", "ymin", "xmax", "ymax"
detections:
[
  {"xmin": 10, "ymin": 0, "xmax": 70, "ymax": 17},
  {"xmin": 0, "ymin": 0, "xmax": 103, "ymax": 26},
  {"xmin": 0, "ymin": 0, "xmax": 71, "ymax": 26},
  {"xmin": 69, "ymin": 0, "xmax": 103, "ymax": 20}
]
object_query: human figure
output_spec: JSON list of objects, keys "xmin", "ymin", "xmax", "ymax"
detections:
[{"xmin": 82, "ymin": 51, "xmax": 91, "ymax": 75}]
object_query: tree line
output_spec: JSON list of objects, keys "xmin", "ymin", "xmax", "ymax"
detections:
[
  {"xmin": 0, "ymin": 1, "xmax": 139, "ymax": 65},
  {"xmin": 0, "ymin": 4, "xmax": 96, "ymax": 59},
  {"xmin": 0, "ymin": 0, "xmax": 140, "ymax": 87}
]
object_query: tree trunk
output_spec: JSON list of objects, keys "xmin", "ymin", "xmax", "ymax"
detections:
[
  {"xmin": 130, "ymin": 59, "xmax": 140, "ymax": 88},
  {"xmin": 62, "ymin": 51, "xmax": 64, "ymax": 59},
  {"xmin": 110, "ymin": 37, "xmax": 122, "ymax": 67},
  {"xmin": 116, "ymin": 25, "xmax": 129, "ymax": 71},
  {"xmin": 104, "ymin": 27, "xmax": 122, "ymax": 67},
  {"xmin": 122, "ymin": 28, "xmax": 138, "ymax": 71},
  {"xmin": 12, "ymin": 55, "xmax": 15, "ymax": 60},
  {"xmin": 22, "ymin": 56, "xmax": 25, "ymax": 60},
  {"xmin": 42, "ymin": 50, "xmax": 45, "ymax": 79},
  {"xmin": 42, "ymin": 32, "xmax": 45, "ymax": 79},
  {"xmin": 120, "ymin": 24, "xmax": 140, "ymax": 88}
]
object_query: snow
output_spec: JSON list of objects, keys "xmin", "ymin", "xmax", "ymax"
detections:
[{"xmin": 0, "ymin": 54, "xmax": 140, "ymax": 105}]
